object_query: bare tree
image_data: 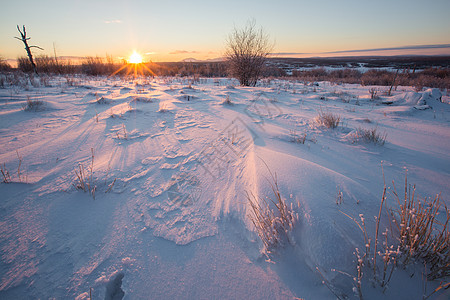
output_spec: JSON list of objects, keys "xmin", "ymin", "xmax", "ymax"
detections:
[
  {"xmin": 225, "ymin": 21, "xmax": 273, "ymax": 87},
  {"xmin": 15, "ymin": 25, "xmax": 43, "ymax": 74}
]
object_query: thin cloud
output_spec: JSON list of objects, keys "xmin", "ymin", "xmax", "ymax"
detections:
[
  {"xmin": 104, "ymin": 20, "xmax": 123, "ymax": 24},
  {"xmin": 273, "ymin": 44, "xmax": 450, "ymax": 56},
  {"xmin": 169, "ymin": 50, "xmax": 199, "ymax": 55},
  {"xmin": 326, "ymin": 44, "xmax": 450, "ymax": 54}
]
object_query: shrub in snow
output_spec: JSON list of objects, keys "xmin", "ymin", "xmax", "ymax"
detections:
[
  {"xmin": 315, "ymin": 109, "xmax": 341, "ymax": 129},
  {"xmin": 351, "ymin": 127, "xmax": 387, "ymax": 145},
  {"xmin": 22, "ymin": 96, "xmax": 45, "ymax": 111}
]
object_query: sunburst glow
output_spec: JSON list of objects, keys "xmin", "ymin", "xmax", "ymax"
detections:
[
  {"xmin": 128, "ymin": 51, "xmax": 143, "ymax": 64},
  {"xmin": 110, "ymin": 51, "xmax": 155, "ymax": 79}
]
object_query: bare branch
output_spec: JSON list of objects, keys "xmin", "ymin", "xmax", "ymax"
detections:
[
  {"xmin": 29, "ymin": 46, "xmax": 44, "ymax": 50},
  {"xmin": 14, "ymin": 25, "xmax": 42, "ymax": 74}
]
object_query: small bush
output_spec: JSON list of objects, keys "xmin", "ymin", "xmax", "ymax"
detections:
[
  {"xmin": 315, "ymin": 109, "xmax": 341, "ymax": 129},
  {"xmin": 22, "ymin": 96, "xmax": 45, "ymax": 111},
  {"xmin": 352, "ymin": 127, "xmax": 387, "ymax": 145},
  {"xmin": 225, "ymin": 20, "xmax": 273, "ymax": 86}
]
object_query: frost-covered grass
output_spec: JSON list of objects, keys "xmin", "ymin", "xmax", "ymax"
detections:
[
  {"xmin": 390, "ymin": 178, "xmax": 449, "ymax": 280},
  {"xmin": 1, "ymin": 151, "xmax": 25, "ymax": 183},
  {"xmin": 247, "ymin": 167, "xmax": 298, "ymax": 253},
  {"xmin": 73, "ymin": 148, "xmax": 96, "ymax": 199},
  {"xmin": 352, "ymin": 127, "xmax": 387, "ymax": 145},
  {"xmin": 342, "ymin": 173, "xmax": 449, "ymax": 299},
  {"xmin": 315, "ymin": 109, "xmax": 341, "ymax": 128}
]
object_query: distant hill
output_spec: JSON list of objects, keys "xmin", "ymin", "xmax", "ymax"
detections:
[{"xmin": 181, "ymin": 57, "xmax": 225, "ymax": 63}]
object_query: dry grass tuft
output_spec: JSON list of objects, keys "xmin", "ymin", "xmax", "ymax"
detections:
[
  {"xmin": 315, "ymin": 109, "xmax": 341, "ymax": 129},
  {"xmin": 158, "ymin": 103, "xmax": 169, "ymax": 113},
  {"xmin": 222, "ymin": 94, "xmax": 233, "ymax": 105},
  {"xmin": 247, "ymin": 166, "xmax": 298, "ymax": 252},
  {"xmin": 22, "ymin": 96, "xmax": 45, "ymax": 111},
  {"xmin": 1, "ymin": 151, "xmax": 26, "ymax": 183},
  {"xmin": 341, "ymin": 169, "xmax": 449, "ymax": 299},
  {"xmin": 289, "ymin": 130, "xmax": 307, "ymax": 144},
  {"xmin": 73, "ymin": 148, "xmax": 96, "ymax": 199},
  {"xmin": 390, "ymin": 176, "xmax": 449, "ymax": 280},
  {"xmin": 1, "ymin": 163, "xmax": 11, "ymax": 183},
  {"xmin": 352, "ymin": 127, "xmax": 387, "ymax": 145},
  {"xmin": 369, "ymin": 88, "xmax": 379, "ymax": 100}
]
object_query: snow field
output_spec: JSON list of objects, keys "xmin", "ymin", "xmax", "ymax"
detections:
[{"xmin": 0, "ymin": 75, "xmax": 449, "ymax": 299}]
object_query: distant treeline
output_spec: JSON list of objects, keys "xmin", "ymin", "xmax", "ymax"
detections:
[
  {"xmin": 291, "ymin": 68, "xmax": 450, "ymax": 90},
  {"xmin": 8, "ymin": 55, "xmax": 229, "ymax": 77},
  {"xmin": 1, "ymin": 55, "xmax": 449, "ymax": 89}
]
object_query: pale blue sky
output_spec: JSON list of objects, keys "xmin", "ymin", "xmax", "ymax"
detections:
[{"xmin": 1, "ymin": 0, "xmax": 449, "ymax": 62}]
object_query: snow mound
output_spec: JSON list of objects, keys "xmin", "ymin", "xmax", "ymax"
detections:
[{"xmin": 383, "ymin": 88, "xmax": 442, "ymax": 110}]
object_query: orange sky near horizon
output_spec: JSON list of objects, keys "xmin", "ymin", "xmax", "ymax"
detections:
[{"xmin": 1, "ymin": 0, "xmax": 449, "ymax": 63}]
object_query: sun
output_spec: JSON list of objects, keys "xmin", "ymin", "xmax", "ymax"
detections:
[
  {"xmin": 128, "ymin": 51, "xmax": 143, "ymax": 64},
  {"xmin": 110, "ymin": 51, "xmax": 155, "ymax": 78}
]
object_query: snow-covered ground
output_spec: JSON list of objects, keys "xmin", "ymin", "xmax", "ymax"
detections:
[{"xmin": 0, "ymin": 75, "xmax": 449, "ymax": 299}]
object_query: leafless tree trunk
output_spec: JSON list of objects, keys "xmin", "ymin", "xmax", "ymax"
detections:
[
  {"xmin": 225, "ymin": 21, "xmax": 273, "ymax": 87},
  {"xmin": 15, "ymin": 25, "xmax": 43, "ymax": 74}
]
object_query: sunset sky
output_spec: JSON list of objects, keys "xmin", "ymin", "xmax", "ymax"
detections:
[{"xmin": 1, "ymin": 0, "xmax": 449, "ymax": 62}]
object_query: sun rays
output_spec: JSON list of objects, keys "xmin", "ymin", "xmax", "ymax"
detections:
[{"xmin": 110, "ymin": 51, "xmax": 156, "ymax": 78}]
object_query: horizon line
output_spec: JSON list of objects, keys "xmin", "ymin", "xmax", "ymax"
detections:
[{"xmin": 273, "ymin": 43, "xmax": 450, "ymax": 57}]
